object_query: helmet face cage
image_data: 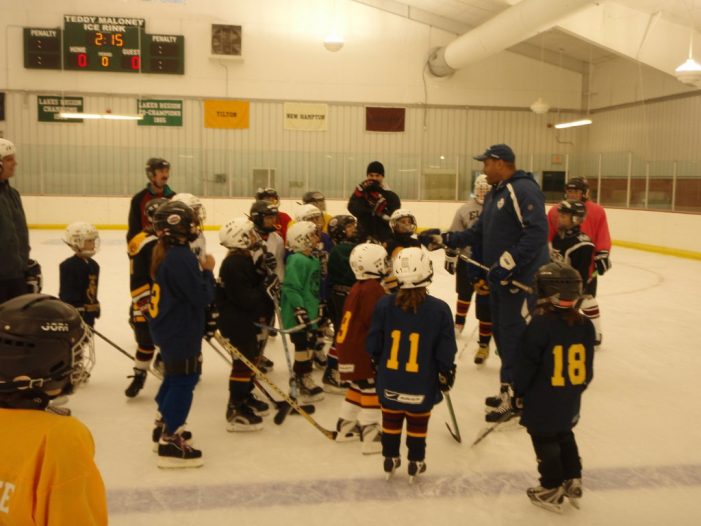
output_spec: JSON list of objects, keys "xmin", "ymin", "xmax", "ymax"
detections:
[
  {"xmin": 144, "ymin": 198, "xmax": 170, "ymax": 225},
  {"xmin": 0, "ymin": 295, "xmax": 94, "ymax": 395},
  {"xmin": 172, "ymin": 193, "xmax": 206, "ymax": 225},
  {"xmin": 219, "ymin": 218, "xmax": 260, "ymax": 250},
  {"xmin": 557, "ymin": 199, "xmax": 587, "ymax": 225},
  {"xmin": 287, "ymin": 221, "xmax": 318, "ymax": 252},
  {"xmin": 389, "ymin": 209, "xmax": 417, "ymax": 234},
  {"xmin": 393, "ymin": 247, "xmax": 434, "ymax": 289},
  {"xmin": 250, "ymin": 200, "xmax": 279, "ymax": 233},
  {"xmin": 349, "ymin": 243, "xmax": 389, "ymax": 280},
  {"xmin": 328, "ymin": 215, "xmax": 357, "ymax": 243},
  {"xmin": 536, "ymin": 262, "xmax": 582, "ymax": 308},
  {"xmin": 153, "ymin": 202, "xmax": 199, "ymax": 245},
  {"xmin": 473, "ymin": 174, "xmax": 491, "ymax": 205},
  {"xmin": 64, "ymin": 222, "xmax": 100, "ymax": 257},
  {"xmin": 295, "ymin": 203, "xmax": 323, "ymax": 223}
]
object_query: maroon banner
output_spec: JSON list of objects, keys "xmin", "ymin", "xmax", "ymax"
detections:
[{"xmin": 365, "ymin": 106, "xmax": 405, "ymax": 132}]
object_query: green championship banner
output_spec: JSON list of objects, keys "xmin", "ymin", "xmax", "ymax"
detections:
[
  {"xmin": 137, "ymin": 99, "xmax": 183, "ymax": 126},
  {"xmin": 37, "ymin": 96, "xmax": 84, "ymax": 122},
  {"xmin": 284, "ymin": 102, "xmax": 327, "ymax": 131}
]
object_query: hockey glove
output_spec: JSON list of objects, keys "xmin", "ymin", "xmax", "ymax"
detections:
[
  {"xmin": 354, "ymin": 178, "xmax": 381, "ymax": 197},
  {"xmin": 25, "ymin": 259, "xmax": 43, "ymax": 293},
  {"xmin": 444, "ymin": 249, "xmax": 459, "ymax": 275},
  {"xmin": 488, "ymin": 251, "xmax": 516, "ymax": 287},
  {"xmin": 372, "ymin": 196, "xmax": 388, "ymax": 217},
  {"xmin": 594, "ymin": 251, "xmax": 611, "ymax": 275},
  {"xmin": 418, "ymin": 229, "xmax": 445, "ymax": 251},
  {"xmin": 473, "ymin": 278, "xmax": 490, "ymax": 296},
  {"xmin": 438, "ymin": 364, "xmax": 456, "ymax": 393},
  {"xmin": 262, "ymin": 251, "xmax": 277, "ymax": 274},
  {"xmin": 294, "ymin": 307, "xmax": 311, "ymax": 328},
  {"xmin": 203, "ymin": 305, "xmax": 219, "ymax": 341}
]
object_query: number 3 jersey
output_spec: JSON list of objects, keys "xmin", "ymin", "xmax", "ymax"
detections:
[
  {"xmin": 366, "ymin": 294, "xmax": 457, "ymax": 413},
  {"xmin": 514, "ymin": 312, "xmax": 596, "ymax": 434}
]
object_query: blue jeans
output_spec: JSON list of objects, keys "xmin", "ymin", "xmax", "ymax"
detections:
[{"xmin": 155, "ymin": 373, "xmax": 199, "ymax": 434}]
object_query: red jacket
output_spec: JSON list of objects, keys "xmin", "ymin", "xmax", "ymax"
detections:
[{"xmin": 335, "ymin": 279, "xmax": 385, "ymax": 381}]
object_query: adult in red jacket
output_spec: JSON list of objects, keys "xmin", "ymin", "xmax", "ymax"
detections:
[{"xmin": 547, "ymin": 177, "xmax": 611, "ymax": 346}]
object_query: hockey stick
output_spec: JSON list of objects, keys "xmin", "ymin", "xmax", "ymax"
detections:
[
  {"xmin": 457, "ymin": 323, "xmax": 479, "ymax": 361},
  {"xmin": 443, "ymin": 392, "xmax": 462, "ymax": 443},
  {"xmin": 203, "ymin": 338, "xmax": 315, "ymax": 424},
  {"xmin": 458, "ymin": 255, "xmax": 533, "ymax": 294},
  {"xmin": 215, "ymin": 331, "xmax": 337, "ymax": 440},
  {"xmin": 253, "ymin": 317, "xmax": 321, "ymax": 335},
  {"xmin": 91, "ymin": 328, "xmax": 162, "ymax": 379},
  {"xmin": 471, "ymin": 409, "xmax": 519, "ymax": 447}
]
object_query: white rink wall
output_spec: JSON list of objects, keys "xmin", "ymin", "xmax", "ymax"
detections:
[{"xmin": 22, "ymin": 195, "xmax": 701, "ymax": 255}]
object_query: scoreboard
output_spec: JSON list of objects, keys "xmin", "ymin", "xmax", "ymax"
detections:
[{"xmin": 23, "ymin": 15, "xmax": 184, "ymax": 74}]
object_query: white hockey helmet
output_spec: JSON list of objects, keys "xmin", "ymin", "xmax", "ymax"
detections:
[
  {"xmin": 349, "ymin": 243, "xmax": 389, "ymax": 280},
  {"xmin": 172, "ymin": 193, "xmax": 206, "ymax": 224},
  {"xmin": 389, "ymin": 209, "xmax": 417, "ymax": 234},
  {"xmin": 287, "ymin": 221, "xmax": 318, "ymax": 252},
  {"xmin": 219, "ymin": 217, "xmax": 261, "ymax": 250},
  {"xmin": 64, "ymin": 222, "xmax": 100, "ymax": 257},
  {"xmin": 295, "ymin": 203, "xmax": 322, "ymax": 222},
  {"xmin": 474, "ymin": 174, "xmax": 491, "ymax": 205},
  {"xmin": 0, "ymin": 139, "xmax": 16, "ymax": 159},
  {"xmin": 393, "ymin": 247, "xmax": 433, "ymax": 289}
]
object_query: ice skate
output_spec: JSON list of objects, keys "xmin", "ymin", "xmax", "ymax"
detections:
[
  {"xmin": 360, "ymin": 424, "xmax": 382, "ymax": 455},
  {"xmin": 125, "ymin": 368, "xmax": 147, "ymax": 398},
  {"xmin": 408, "ymin": 460, "xmax": 426, "ymax": 483},
  {"xmin": 152, "ymin": 417, "xmax": 192, "ymax": 451},
  {"xmin": 297, "ymin": 373, "xmax": 324, "ymax": 403},
  {"xmin": 454, "ymin": 324, "xmax": 464, "ymax": 340},
  {"xmin": 258, "ymin": 355, "xmax": 274, "ymax": 373},
  {"xmin": 335, "ymin": 418, "xmax": 361, "ymax": 442},
  {"xmin": 563, "ymin": 478, "xmax": 582, "ymax": 509},
  {"xmin": 474, "ymin": 344, "xmax": 489, "ymax": 366},
  {"xmin": 247, "ymin": 393, "xmax": 270, "ymax": 416},
  {"xmin": 226, "ymin": 401, "xmax": 263, "ymax": 432},
  {"xmin": 313, "ymin": 348, "xmax": 327, "ymax": 369},
  {"xmin": 485, "ymin": 383, "xmax": 510, "ymax": 408},
  {"xmin": 527, "ymin": 485, "xmax": 565, "ymax": 513},
  {"xmin": 157, "ymin": 429, "xmax": 203, "ymax": 469},
  {"xmin": 383, "ymin": 457, "xmax": 401, "ymax": 480},
  {"xmin": 322, "ymin": 367, "xmax": 346, "ymax": 395}
]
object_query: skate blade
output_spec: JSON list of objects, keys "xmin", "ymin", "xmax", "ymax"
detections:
[
  {"xmin": 226, "ymin": 422, "xmax": 263, "ymax": 433},
  {"xmin": 157, "ymin": 457, "xmax": 204, "ymax": 469},
  {"xmin": 322, "ymin": 385, "xmax": 347, "ymax": 395},
  {"xmin": 299, "ymin": 392, "xmax": 325, "ymax": 403},
  {"xmin": 568, "ymin": 497, "xmax": 581, "ymax": 509},
  {"xmin": 529, "ymin": 499, "xmax": 564, "ymax": 513}
]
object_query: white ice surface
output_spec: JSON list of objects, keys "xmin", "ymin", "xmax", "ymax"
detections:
[{"xmin": 28, "ymin": 229, "xmax": 701, "ymax": 526}]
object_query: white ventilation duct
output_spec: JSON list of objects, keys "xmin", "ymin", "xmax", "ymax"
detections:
[{"xmin": 428, "ymin": 0, "xmax": 595, "ymax": 77}]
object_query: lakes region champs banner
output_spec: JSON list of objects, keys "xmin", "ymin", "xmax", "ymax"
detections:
[
  {"xmin": 204, "ymin": 100, "xmax": 250, "ymax": 129},
  {"xmin": 284, "ymin": 102, "xmax": 328, "ymax": 131}
]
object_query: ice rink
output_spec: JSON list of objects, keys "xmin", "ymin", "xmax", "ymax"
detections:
[{"xmin": 29, "ymin": 228, "xmax": 701, "ymax": 526}]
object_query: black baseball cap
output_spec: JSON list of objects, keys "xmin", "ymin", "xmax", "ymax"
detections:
[{"xmin": 473, "ymin": 144, "xmax": 515, "ymax": 163}]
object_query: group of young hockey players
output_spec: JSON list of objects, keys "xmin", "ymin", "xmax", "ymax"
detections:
[{"xmin": 3, "ymin": 151, "xmax": 610, "ymax": 514}]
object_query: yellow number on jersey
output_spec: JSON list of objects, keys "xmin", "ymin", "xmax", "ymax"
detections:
[
  {"xmin": 335, "ymin": 311, "xmax": 352, "ymax": 344},
  {"xmin": 551, "ymin": 344, "xmax": 587, "ymax": 387},
  {"xmin": 148, "ymin": 283, "xmax": 161, "ymax": 318},
  {"xmin": 386, "ymin": 330, "xmax": 421, "ymax": 373}
]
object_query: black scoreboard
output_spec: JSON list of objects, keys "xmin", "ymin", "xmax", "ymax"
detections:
[{"xmin": 23, "ymin": 15, "xmax": 184, "ymax": 74}]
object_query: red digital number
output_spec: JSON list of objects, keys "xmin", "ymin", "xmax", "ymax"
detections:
[
  {"xmin": 77, "ymin": 53, "xmax": 87, "ymax": 68},
  {"xmin": 131, "ymin": 56, "xmax": 140, "ymax": 70}
]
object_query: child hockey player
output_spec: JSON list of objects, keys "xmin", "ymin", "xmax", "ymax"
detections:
[
  {"xmin": 217, "ymin": 217, "xmax": 276, "ymax": 431},
  {"xmin": 59, "ymin": 222, "xmax": 101, "ymax": 328},
  {"xmin": 551, "ymin": 200, "xmax": 597, "ymax": 344},
  {"xmin": 334, "ymin": 243, "xmax": 389, "ymax": 453},
  {"xmin": 385, "ymin": 209, "xmax": 421, "ymax": 260},
  {"xmin": 256, "ymin": 187, "xmax": 292, "ymax": 242},
  {"xmin": 281, "ymin": 221, "xmax": 324, "ymax": 402},
  {"xmin": 323, "ymin": 215, "xmax": 358, "ymax": 393},
  {"xmin": 513, "ymin": 261, "xmax": 595, "ymax": 512},
  {"xmin": 444, "ymin": 174, "xmax": 493, "ymax": 364},
  {"xmin": 0, "ymin": 294, "xmax": 106, "ymax": 524},
  {"xmin": 148, "ymin": 201, "xmax": 215, "ymax": 468},
  {"xmin": 367, "ymin": 247, "xmax": 457, "ymax": 481},
  {"xmin": 172, "ymin": 192, "xmax": 207, "ymax": 263},
  {"xmin": 125, "ymin": 197, "xmax": 168, "ymax": 398}
]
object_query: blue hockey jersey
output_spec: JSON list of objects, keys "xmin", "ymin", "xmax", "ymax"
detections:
[{"xmin": 366, "ymin": 294, "xmax": 457, "ymax": 412}]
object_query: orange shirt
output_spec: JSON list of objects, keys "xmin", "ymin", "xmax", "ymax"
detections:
[{"xmin": 0, "ymin": 409, "xmax": 107, "ymax": 526}]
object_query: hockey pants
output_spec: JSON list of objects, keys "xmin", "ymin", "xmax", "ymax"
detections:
[{"xmin": 528, "ymin": 429, "xmax": 582, "ymax": 489}]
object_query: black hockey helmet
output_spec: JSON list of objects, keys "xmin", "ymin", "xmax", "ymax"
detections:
[
  {"xmin": 535, "ymin": 261, "xmax": 582, "ymax": 309},
  {"xmin": 255, "ymin": 187, "xmax": 279, "ymax": 203},
  {"xmin": 145, "ymin": 158, "xmax": 170, "ymax": 180},
  {"xmin": 144, "ymin": 197, "xmax": 170, "ymax": 225},
  {"xmin": 250, "ymin": 200, "xmax": 279, "ymax": 233},
  {"xmin": 153, "ymin": 201, "xmax": 199, "ymax": 245},
  {"xmin": 302, "ymin": 190, "xmax": 325, "ymax": 205},
  {"xmin": 557, "ymin": 199, "xmax": 587, "ymax": 225},
  {"xmin": 565, "ymin": 177, "xmax": 589, "ymax": 199},
  {"xmin": 328, "ymin": 215, "xmax": 357, "ymax": 243},
  {"xmin": 0, "ymin": 294, "xmax": 94, "ymax": 399}
]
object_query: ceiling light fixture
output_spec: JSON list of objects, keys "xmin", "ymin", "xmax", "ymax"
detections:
[
  {"xmin": 58, "ymin": 112, "xmax": 144, "ymax": 121},
  {"xmin": 530, "ymin": 33, "xmax": 550, "ymax": 114},
  {"xmin": 323, "ymin": 33, "xmax": 344, "ymax": 52},
  {"xmin": 676, "ymin": 0, "xmax": 701, "ymax": 86},
  {"xmin": 553, "ymin": 118, "xmax": 592, "ymax": 129}
]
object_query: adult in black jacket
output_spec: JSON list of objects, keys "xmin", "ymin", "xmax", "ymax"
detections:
[
  {"xmin": 126, "ymin": 158, "xmax": 175, "ymax": 242},
  {"xmin": 0, "ymin": 139, "xmax": 31, "ymax": 303},
  {"xmin": 347, "ymin": 161, "xmax": 400, "ymax": 244}
]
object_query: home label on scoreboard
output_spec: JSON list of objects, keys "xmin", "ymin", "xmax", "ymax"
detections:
[{"xmin": 63, "ymin": 15, "xmax": 145, "ymax": 72}]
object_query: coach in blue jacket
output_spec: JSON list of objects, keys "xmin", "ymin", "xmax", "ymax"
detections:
[{"xmin": 425, "ymin": 144, "xmax": 549, "ymax": 422}]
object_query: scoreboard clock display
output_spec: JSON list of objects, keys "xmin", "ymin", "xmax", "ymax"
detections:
[{"xmin": 23, "ymin": 15, "xmax": 184, "ymax": 74}]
